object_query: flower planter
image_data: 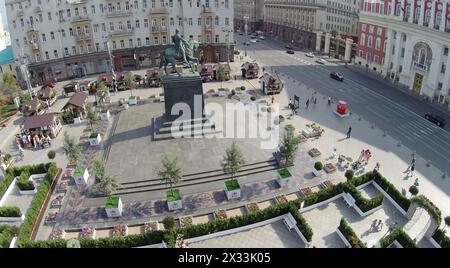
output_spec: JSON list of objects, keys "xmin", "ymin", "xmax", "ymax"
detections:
[
  {"xmin": 167, "ymin": 189, "xmax": 182, "ymax": 211},
  {"xmin": 246, "ymin": 202, "xmax": 260, "ymax": 213},
  {"xmin": 112, "ymin": 224, "xmax": 128, "ymax": 237},
  {"xmin": 18, "ymin": 187, "xmax": 37, "ymax": 195},
  {"xmin": 224, "ymin": 180, "xmax": 241, "ymax": 200},
  {"xmin": 100, "ymin": 110, "xmax": 110, "ymax": 121},
  {"xmin": 218, "ymin": 89, "xmax": 226, "ymax": 97},
  {"xmin": 312, "ymin": 167, "xmax": 323, "ymax": 177},
  {"xmin": 180, "ymin": 216, "xmax": 193, "ymax": 227},
  {"xmin": 308, "ymin": 148, "xmax": 321, "ymax": 158},
  {"xmin": 276, "ymin": 168, "xmax": 292, "ymax": 187},
  {"xmin": 129, "ymin": 96, "xmax": 138, "ymax": 105},
  {"xmin": 275, "ymin": 194, "xmax": 288, "ymax": 204},
  {"xmin": 144, "ymin": 221, "xmax": 160, "ymax": 232},
  {"xmin": 80, "ymin": 226, "xmax": 96, "ymax": 239},
  {"xmin": 89, "ymin": 133, "xmax": 102, "ymax": 146},
  {"xmin": 73, "ymin": 167, "xmax": 89, "ymax": 185},
  {"xmin": 49, "ymin": 229, "xmax": 66, "ymax": 240},
  {"xmin": 159, "ymin": 94, "xmax": 165, "ymax": 102},
  {"xmin": 105, "ymin": 196, "xmax": 123, "ymax": 218},
  {"xmin": 214, "ymin": 209, "xmax": 228, "ymax": 220},
  {"xmin": 324, "ymin": 163, "xmax": 337, "ymax": 173}
]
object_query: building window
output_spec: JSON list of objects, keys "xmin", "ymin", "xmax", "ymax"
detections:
[
  {"xmin": 45, "ymin": 51, "xmax": 49, "ymax": 60},
  {"xmin": 146, "ymin": 37, "xmax": 150, "ymax": 46},
  {"xmin": 54, "ymin": 50, "xmax": 58, "ymax": 58},
  {"xmin": 162, "ymin": 36, "xmax": 167, "ymax": 44},
  {"xmin": 64, "ymin": 48, "xmax": 69, "ymax": 56},
  {"xmin": 215, "ymin": 35, "xmax": 219, "ymax": 43},
  {"xmin": 120, "ymin": 40, "xmax": 125, "ymax": 48},
  {"xmin": 42, "ymin": 33, "xmax": 46, "ymax": 42},
  {"xmin": 72, "ymin": 46, "xmax": 76, "ymax": 54},
  {"xmin": 441, "ymin": 63, "xmax": 446, "ymax": 74},
  {"xmin": 154, "ymin": 37, "xmax": 159, "ymax": 45},
  {"xmin": 136, "ymin": 20, "xmax": 140, "ymax": 28},
  {"xmin": 50, "ymin": 32, "xmax": 55, "ymax": 40},
  {"xmin": 95, "ymin": 43, "xmax": 100, "ymax": 51},
  {"xmin": 360, "ymin": 33, "xmax": 366, "ymax": 46},
  {"xmin": 225, "ymin": 18, "xmax": 229, "ymax": 26},
  {"xmin": 129, "ymin": 39, "xmax": 133, "ymax": 47},
  {"xmin": 144, "ymin": 19, "xmax": 148, "ymax": 28},
  {"xmin": 137, "ymin": 38, "xmax": 141, "ymax": 47}
]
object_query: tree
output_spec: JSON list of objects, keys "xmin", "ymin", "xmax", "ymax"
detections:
[
  {"xmin": 409, "ymin": 185, "xmax": 419, "ymax": 197},
  {"xmin": 96, "ymin": 82, "xmax": 109, "ymax": 106},
  {"xmin": 93, "ymin": 174, "xmax": 120, "ymax": 197},
  {"xmin": 85, "ymin": 103, "xmax": 98, "ymax": 130},
  {"xmin": 62, "ymin": 131, "xmax": 82, "ymax": 164},
  {"xmin": 218, "ymin": 65, "xmax": 226, "ymax": 89},
  {"xmin": 125, "ymin": 72, "xmax": 136, "ymax": 97},
  {"xmin": 158, "ymin": 155, "xmax": 182, "ymax": 196},
  {"xmin": 279, "ymin": 130, "xmax": 300, "ymax": 166},
  {"xmin": 222, "ymin": 141, "xmax": 246, "ymax": 181},
  {"xmin": 331, "ymin": 28, "xmax": 339, "ymax": 38},
  {"xmin": 92, "ymin": 157, "xmax": 106, "ymax": 182},
  {"xmin": 162, "ymin": 216, "xmax": 176, "ymax": 231}
]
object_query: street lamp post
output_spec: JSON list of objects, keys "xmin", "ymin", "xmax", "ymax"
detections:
[
  {"xmin": 16, "ymin": 49, "xmax": 33, "ymax": 99},
  {"xmin": 243, "ymin": 15, "xmax": 250, "ymax": 36},
  {"xmin": 223, "ymin": 29, "xmax": 233, "ymax": 64}
]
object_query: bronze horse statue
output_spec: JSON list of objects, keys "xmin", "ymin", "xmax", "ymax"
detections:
[{"xmin": 159, "ymin": 40, "xmax": 199, "ymax": 76}]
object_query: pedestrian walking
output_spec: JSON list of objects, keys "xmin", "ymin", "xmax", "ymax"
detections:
[
  {"xmin": 358, "ymin": 149, "xmax": 365, "ymax": 162},
  {"xmin": 306, "ymin": 99, "xmax": 310, "ymax": 108},
  {"xmin": 271, "ymin": 95, "xmax": 275, "ymax": 104},
  {"xmin": 407, "ymin": 163, "xmax": 415, "ymax": 177},
  {"xmin": 328, "ymin": 97, "xmax": 331, "ymax": 105},
  {"xmin": 346, "ymin": 126, "xmax": 352, "ymax": 138},
  {"xmin": 18, "ymin": 146, "xmax": 24, "ymax": 161},
  {"xmin": 313, "ymin": 97, "xmax": 317, "ymax": 105},
  {"xmin": 414, "ymin": 178, "xmax": 419, "ymax": 187}
]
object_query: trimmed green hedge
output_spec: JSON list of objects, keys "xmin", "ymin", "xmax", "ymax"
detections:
[
  {"xmin": 379, "ymin": 228, "xmax": 418, "ymax": 248},
  {"xmin": 0, "ymin": 173, "xmax": 15, "ymax": 200},
  {"xmin": 410, "ymin": 195, "xmax": 442, "ymax": 226},
  {"xmin": 343, "ymin": 184, "xmax": 384, "ymax": 213},
  {"xmin": 0, "ymin": 206, "xmax": 22, "ymax": 217},
  {"xmin": 304, "ymin": 183, "xmax": 345, "ymax": 207},
  {"xmin": 16, "ymin": 163, "xmax": 57, "ymax": 247},
  {"xmin": 289, "ymin": 204, "xmax": 313, "ymax": 242},
  {"xmin": 1, "ymin": 163, "xmax": 51, "ymax": 200},
  {"xmin": 432, "ymin": 229, "xmax": 450, "ymax": 248},
  {"xmin": 372, "ymin": 170, "xmax": 411, "ymax": 211},
  {"xmin": 338, "ymin": 218, "xmax": 366, "ymax": 248},
  {"xmin": 0, "ymin": 225, "xmax": 19, "ymax": 248}
]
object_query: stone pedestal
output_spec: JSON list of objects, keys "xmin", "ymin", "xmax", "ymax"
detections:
[
  {"xmin": 324, "ymin": 33, "xmax": 331, "ymax": 54},
  {"xmin": 162, "ymin": 74, "xmax": 205, "ymax": 122},
  {"xmin": 344, "ymin": 38, "xmax": 353, "ymax": 62}
]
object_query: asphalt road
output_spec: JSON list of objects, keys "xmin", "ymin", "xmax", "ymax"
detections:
[{"xmin": 236, "ymin": 34, "xmax": 450, "ymax": 174}]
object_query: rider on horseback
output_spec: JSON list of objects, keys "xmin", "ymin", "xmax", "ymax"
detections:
[{"xmin": 172, "ymin": 29, "xmax": 189, "ymax": 64}]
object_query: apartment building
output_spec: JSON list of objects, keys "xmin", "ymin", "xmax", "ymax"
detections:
[
  {"xmin": 5, "ymin": 0, "xmax": 234, "ymax": 84},
  {"xmin": 356, "ymin": 0, "xmax": 450, "ymax": 105},
  {"xmin": 263, "ymin": 0, "xmax": 359, "ymax": 49},
  {"xmin": 234, "ymin": 0, "xmax": 264, "ymax": 33}
]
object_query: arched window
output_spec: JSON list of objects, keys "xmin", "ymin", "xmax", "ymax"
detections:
[
  {"xmin": 375, "ymin": 37, "xmax": 381, "ymax": 50},
  {"xmin": 435, "ymin": 11, "xmax": 442, "ymax": 26},
  {"xmin": 368, "ymin": 36, "xmax": 373, "ymax": 48},
  {"xmin": 418, "ymin": 48, "xmax": 427, "ymax": 65},
  {"xmin": 414, "ymin": 7, "xmax": 420, "ymax": 21},
  {"xmin": 425, "ymin": 10, "xmax": 431, "ymax": 23},
  {"xmin": 395, "ymin": 3, "xmax": 401, "ymax": 16},
  {"xmin": 360, "ymin": 33, "xmax": 366, "ymax": 46}
]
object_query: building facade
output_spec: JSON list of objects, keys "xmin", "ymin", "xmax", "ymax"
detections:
[
  {"xmin": 0, "ymin": 46, "xmax": 17, "ymax": 78},
  {"xmin": 5, "ymin": 0, "xmax": 234, "ymax": 85},
  {"xmin": 234, "ymin": 0, "xmax": 264, "ymax": 33},
  {"xmin": 356, "ymin": 0, "xmax": 450, "ymax": 106},
  {"xmin": 263, "ymin": 0, "xmax": 360, "ymax": 49}
]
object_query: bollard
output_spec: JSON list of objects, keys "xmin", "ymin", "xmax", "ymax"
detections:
[
  {"xmin": 426, "ymin": 160, "xmax": 431, "ymax": 167},
  {"xmin": 383, "ymin": 130, "xmax": 387, "ymax": 137},
  {"xmin": 442, "ymin": 172, "xmax": 448, "ymax": 179},
  {"xmin": 358, "ymin": 116, "xmax": 362, "ymax": 121},
  {"xmin": 371, "ymin": 123, "xmax": 375, "ymax": 129},
  {"xmin": 397, "ymin": 140, "xmax": 402, "ymax": 147}
]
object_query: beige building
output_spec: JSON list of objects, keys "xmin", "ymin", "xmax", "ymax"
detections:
[{"xmin": 234, "ymin": 0, "xmax": 265, "ymax": 33}]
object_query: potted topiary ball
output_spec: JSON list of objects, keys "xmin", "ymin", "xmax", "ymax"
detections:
[
  {"xmin": 345, "ymin": 169, "xmax": 354, "ymax": 181},
  {"xmin": 313, "ymin": 161, "xmax": 323, "ymax": 176}
]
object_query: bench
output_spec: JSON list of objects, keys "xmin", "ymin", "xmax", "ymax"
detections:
[
  {"xmin": 283, "ymin": 213, "xmax": 297, "ymax": 230},
  {"xmin": 343, "ymin": 193, "xmax": 356, "ymax": 208}
]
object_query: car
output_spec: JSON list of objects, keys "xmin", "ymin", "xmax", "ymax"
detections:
[
  {"xmin": 424, "ymin": 113, "xmax": 447, "ymax": 127},
  {"xmin": 250, "ymin": 36, "xmax": 257, "ymax": 39},
  {"xmin": 286, "ymin": 50, "xmax": 295, "ymax": 54},
  {"xmin": 42, "ymin": 81, "xmax": 56, "ymax": 89},
  {"xmin": 330, "ymin": 72, "xmax": 344, "ymax": 81},
  {"xmin": 305, "ymin": 52, "xmax": 315, "ymax": 58},
  {"xmin": 245, "ymin": 41, "xmax": 250, "ymax": 46},
  {"xmin": 239, "ymin": 32, "xmax": 244, "ymax": 35},
  {"xmin": 259, "ymin": 36, "xmax": 266, "ymax": 40},
  {"xmin": 285, "ymin": 44, "xmax": 293, "ymax": 50},
  {"xmin": 316, "ymin": 58, "xmax": 326, "ymax": 64},
  {"xmin": 250, "ymin": 39, "xmax": 257, "ymax": 43}
]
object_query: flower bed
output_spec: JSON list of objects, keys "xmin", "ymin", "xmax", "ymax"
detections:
[
  {"xmin": 370, "ymin": 170, "xmax": 411, "ymax": 211},
  {"xmin": 214, "ymin": 209, "xmax": 228, "ymax": 220},
  {"xmin": 112, "ymin": 224, "xmax": 128, "ymax": 237},
  {"xmin": 323, "ymin": 180, "xmax": 334, "ymax": 188},
  {"xmin": 80, "ymin": 226, "xmax": 95, "ymax": 239},
  {"xmin": 324, "ymin": 163, "xmax": 336, "ymax": 173},
  {"xmin": 144, "ymin": 222, "xmax": 159, "ymax": 232},
  {"xmin": 246, "ymin": 202, "xmax": 260, "ymax": 213},
  {"xmin": 49, "ymin": 228, "xmax": 65, "ymax": 240},
  {"xmin": 300, "ymin": 187, "xmax": 312, "ymax": 197},
  {"xmin": 338, "ymin": 218, "xmax": 366, "ymax": 248},
  {"xmin": 308, "ymin": 148, "xmax": 321, "ymax": 157},
  {"xmin": 275, "ymin": 195, "xmax": 288, "ymax": 204},
  {"xmin": 180, "ymin": 216, "xmax": 194, "ymax": 227}
]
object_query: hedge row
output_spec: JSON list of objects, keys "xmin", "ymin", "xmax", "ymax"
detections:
[
  {"xmin": 343, "ymin": 184, "xmax": 384, "ymax": 213},
  {"xmin": 0, "ymin": 163, "xmax": 50, "ymax": 200},
  {"xmin": 432, "ymin": 229, "xmax": 450, "ymax": 248},
  {"xmin": 16, "ymin": 163, "xmax": 57, "ymax": 247},
  {"xmin": 289, "ymin": 204, "xmax": 313, "ymax": 242},
  {"xmin": 410, "ymin": 195, "xmax": 442, "ymax": 226},
  {"xmin": 0, "ymin": 206, "xmax": 22, "ymax": 217},
  {"xmin": 379, "ymin": 228, "xmax": 418, "ymax": 248},
  {"xmin": 338, "ymin": 218, "xmax": 366, "ymax": 248},
  {"xmin": 0, "ymin": 173, "xmax": 15, "ymax": 200},
  {"xmin": 371, "ymin": 170, "xmax": 411, "ymax": 211},
  {"xmin": 0, "ymin": 225, "xmax": 19, "ymax": 248}
]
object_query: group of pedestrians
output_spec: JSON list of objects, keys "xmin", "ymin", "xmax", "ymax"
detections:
[{"xmin": 15, "ymin": 130, "xmax": 52, "ymax": 161}]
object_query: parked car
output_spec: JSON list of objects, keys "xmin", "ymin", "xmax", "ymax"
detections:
[
  {"xmin": 330, "ymin": 72, "xmax": 344, "ymax": 81},
  {"xmin": 250, "ymin": 36, "xmax": 257, "ymax": 39},
  {"xmin": 424, "ymin": 113, "xmax": 447, "ymax": 127},
  {"xmin": 305, "ymin": 52, "xmax": 315, "ymax": 58},
  {"xmin": 250, "ymin": 39, "xmax": 257, "ymax": 43},
  {"xmin": 316, "ymin": 58, "xmax": 326, "ymax": 64},
  {"xmin": 259, "ymin": 36, "xmax": 266, "ymax": 40},
  {"xmin": 245, "ymin": 42, "xmax": 250, "ymax": 46},
  {"xmin": 41, "ymin": 81, "xmax": 56, "ymax": 90},
  {"xmin": 286, "ymin": 49, "xmax": 295, "ymax": 54},
  {"xmin": 286, "ymin": 44, "xmax": 293, "ymax": 50}
]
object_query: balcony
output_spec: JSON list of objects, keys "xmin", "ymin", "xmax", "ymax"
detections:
[
  {"xmin": 201, "ymin": 7, "xmax": 215, "ymax": 14},
  {"xmin": 71, "ymin": 15, "xmax": 91, "ymax": 23},
  {"xmin": 106, "ymin": 10, "xmax": 133, "ymax": 18},
  {"xmin": 204, "ymin": 25, "xmax": 212, "ymax": 32},
  {"xmin": 34, "ymin": 5, "xmax": 43, "ymax": 13},
  {"xmin": 413, "ymin": 62, "xmax": 429, "ymax": 72},
  {"xmin": 17, "ymin": 10, "xmax": 24, "ymax": 17},
  {"xmin": 109, "ymin": 28, "xmax": 135, "ymax": 37},
  {"xmin": 160, "ymin": 26, "xmax": 168, "ymax": 32},
  {"xmin": 149, "ymin": 7, "xmax": 169, "ymax": 14},
  {"xmin": 152, "ymin": 26, "xmax": 159, "ymax": 33},
  {"xmin": 75, "ymin": 33, "xmax": 93, "ymax": 41},
  {"xmin": 27, "ymin": 25, "xmax": 39, "ymax": 33},
  {"xmin": 68, "ymin": 0, "xmax": 88, "ymax": 4}
]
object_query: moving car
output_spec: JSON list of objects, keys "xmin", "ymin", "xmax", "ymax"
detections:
[
  {"xmin": 250, "ymin": 39, "xmax": 257, "ymax": 43},
  {"xmin": 316, "ymin": 58, "xmax": 326, "ymax": 64},
  {"xmin": 330, "ymin": 72, "xmax": 344, "ymax": 81},
  {"xmin": 424, "ymin": 113, "xmax": 446, "ymax": 127},
  {"xmin": 245, "ymin": 41, "xmax": 250, "ymax": 46},
  {"xmin": 305, "ymin": 52, "xmax": 315, "ymax": 58},
  {"xmin": 286, "ymin": 49, "xmax": 295, "ymax": 54}
]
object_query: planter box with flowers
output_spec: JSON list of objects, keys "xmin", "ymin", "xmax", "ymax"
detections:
[
  {"xmin": 49, "ymin": 228, "xmax": 65, "ymax": 240},
  {"xmin": 224, "ymin": 180, "xmax": 241, "ymax": 200},
  {"xmin": 105, "ymin": 196, "xmax": 123, "ymax": 218},
  {"xmin": 167, "ymin": 189, "xmax": 182, "ymax": 211},
  {"xmin": 324, "ymin": 163, "xmax": 337, "ymax": 173},
  {"xmin": 79, "ymin": 226, "xmax": 96, "ymax": 239},
  {"xmin": 144, "ymin": 221, "xmax": 160, "ymax": 232},
  {"xmin": 73, "ymin": 167, "xmax": 89, "ymax": 185},
  {"xmin": 275, "ymin": 194, "xmax": 288, "ymax": 205},
  {"xmin": 88, "ymin": 132, "xmax": 102, "ymax": 146},
  {"xmin": 214, "ymin": 209, "xmax": 228, "ymax": 221},
  {"xmin": 246, "ymin": 202, "xmax": 260, "ymax": 213},
  {"xmin": 313, "ymin": 161, "xmax": 323, "ymax": 177},
  {"xmin": 159, "ymin": 93, "xmax": 165, "ymax": 102},
  {"xmin": 276, "ymin": 168, "xmax": 292, "ymax": 187},
  {"xmin": 308, "ymin": 148, "xmax": 321, "ymax": 158},
  {"xmin": 112, "ymin": 224, "xmax": 128, "ymax": 237},
  {"xmin": 180, "ymin": 216, "xmax": 194, "ymax": 228},
  {"xmin": 100, "ymin": 108, "xmax": 110, "ymax": 121},
  {"xmin": 129, "ymin": 96, "xmax": 138, "ymax": 105}
]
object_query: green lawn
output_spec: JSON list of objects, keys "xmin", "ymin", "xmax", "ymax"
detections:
[
  {"xmin": 166, "ymin": 189, "xmax": 181, "ymax": 202},
  {"xmin": 105, "ymin": 196, "xmax": 120, "ymax": 209},
  {"xmin": 0, "ymin": 104, "xmax": 16, "ymax": 122},
  {"xmin": 277, "ymin": 168, "xmax": 292, "ymax": 179},
  {"xmin": 73, "ymin": 167, "xmax": 85, "ymax": 177},
  {"xmin": 225, "ymin": 179, "xmax": 241, "ymax": 191}
]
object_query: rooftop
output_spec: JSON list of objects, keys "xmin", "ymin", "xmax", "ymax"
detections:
[
  {"xmin": 23, "ymin": 113, "xmax": 56, "ymax": 130},
  {"xmin": 0, "ymin": 46, "xmax": 14, "ymax": 65},
  {"xmin": 62, "ymin": 91, "xmax": 88, "ymax": 110}
]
